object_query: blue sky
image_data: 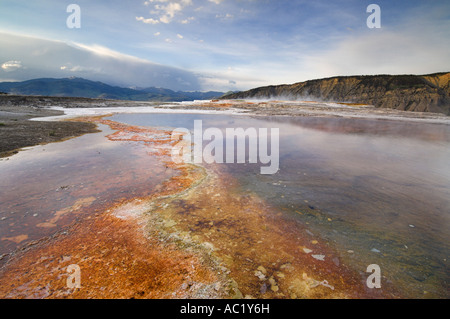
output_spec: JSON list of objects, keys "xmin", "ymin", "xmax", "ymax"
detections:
[{"xmin": 0, "ymin": 0, "xmax": 449, "ymax": 91}]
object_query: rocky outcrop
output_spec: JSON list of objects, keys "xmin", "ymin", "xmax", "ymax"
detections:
[{"xmin": 222, "ymin": 73, "xmax": 450, "ymax": 115}]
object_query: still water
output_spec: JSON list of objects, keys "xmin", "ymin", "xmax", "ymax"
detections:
[
  {"xmin": 1, "ymin": 111, "xmax": 449, "ymax": 298},
  {"xmin": 109, "ymin": 112, "xmax": 450, "ymax": 298},
  {"xmin": 0, "ymin": 124, "xmax": 177, "ymax": 260}
]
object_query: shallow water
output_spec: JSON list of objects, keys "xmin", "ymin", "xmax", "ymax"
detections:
[
  {"xmin": 1, "ymin": 111, "xmax": 449, "ymax": 298},
  {"xmin": 0, "ymin": 124, "xmax": 177, "ymax": 259},
  {"xmin": 109, "ymin": 112, "xmax": 450, "ymax": 298}
]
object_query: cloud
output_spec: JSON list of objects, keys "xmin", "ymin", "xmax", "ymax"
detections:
[
  {"xmin": 69, "ymin": 42, "xmax": 150, "ymax": 64},
  {"xmin": 1, "ymin": 60, "xmax": 22, "ymax": 72},
  {"xmin": 65, "ymin": 65, "xmax": 102, "ymax": 73},
  {"xmin": 197, "ymin": 69, "xmax": 266, "ymax": 91},
  {"xmin": 216, "ymin": 13, "xmax": 233, "ymax": 20},
  {"xmin": 140, "ymin": 0, "xmax": 193, "ymax": 24},
  {"xmin": 176, "ymin": 34, "xmax": 183, "ymax": 39},
  {"xmin": 141, "ymin": 0, "xmax": 192, "ymax": 24},
  {"xmin": 180, "ymin": 17, "xmax": 195, "ymax": 24},
  {"xmin": 301, "ymin": 17, "xmax": 450, "ymax": 79},
  {"xmin": 136, "ymin": 16, "xmax": 160, "ymax": 24},
  {"xmin": 0, "ymin": 32, "xmax": 201, "ymax": 91}
]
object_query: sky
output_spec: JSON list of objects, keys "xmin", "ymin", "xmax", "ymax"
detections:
[{"xmin": 0, "ymin": 0, "xmax": 449, "ymax": 91}]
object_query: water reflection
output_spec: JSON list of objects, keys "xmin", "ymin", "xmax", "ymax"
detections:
[
  {"xmin": 110, "ymin": 113, "xmax": 450, "ymax": 298},
  {"xmin": 0, "ymin": 124, "xmax": 176, "ymax": 260}
]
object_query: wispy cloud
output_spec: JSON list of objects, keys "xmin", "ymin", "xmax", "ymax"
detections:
[
  {"xmin": 136, "ymin": 16, "xmax": 160, "ymax": 24},
  {"xmin": 1, "ymin": 60, "xmax": 23, "ymax": 72},
  {"xmin": 138, "ymin": 0, "xmax": 193, "ymax": 24},
  {"xmin": 180, "ymin": 17, "xmax": 195, "ymax": 24},
  {"xmin": 215, "ymin": 13, "xmax": 234, "ymax": 20},
  {"xmin": 69, "ymin": 42, "xmax": 153, "ymax": 65}
]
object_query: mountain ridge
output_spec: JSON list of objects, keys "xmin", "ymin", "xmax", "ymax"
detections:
[
  {"xmin": 222, "ymin": 72, "xmax": 450, "ymax": 115},
  {"xmin": 0, "ymin": 77, "xmax": 225, "ymax": 102}
]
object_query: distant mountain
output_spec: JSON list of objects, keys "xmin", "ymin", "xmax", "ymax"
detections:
[
  {"xmin": 222, "ymin": 72, "xmax": 450, "ymax": 115},
  {"xmin": 138, "ymin": 86, "xmax": 226, "ymax": 101},
  {"xmin": 0, "ymin": 77, "xmax": 225, "ymax": 102}
]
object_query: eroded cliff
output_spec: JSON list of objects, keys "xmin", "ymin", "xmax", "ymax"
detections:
[{"xmin": 222, "ymin": 73, "xmax": 450, "ymax": 115}]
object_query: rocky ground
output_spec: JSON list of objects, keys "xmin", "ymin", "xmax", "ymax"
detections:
[{"xmin": 0, "ymin": 104, "xmax": 98, "ymax": 158}]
